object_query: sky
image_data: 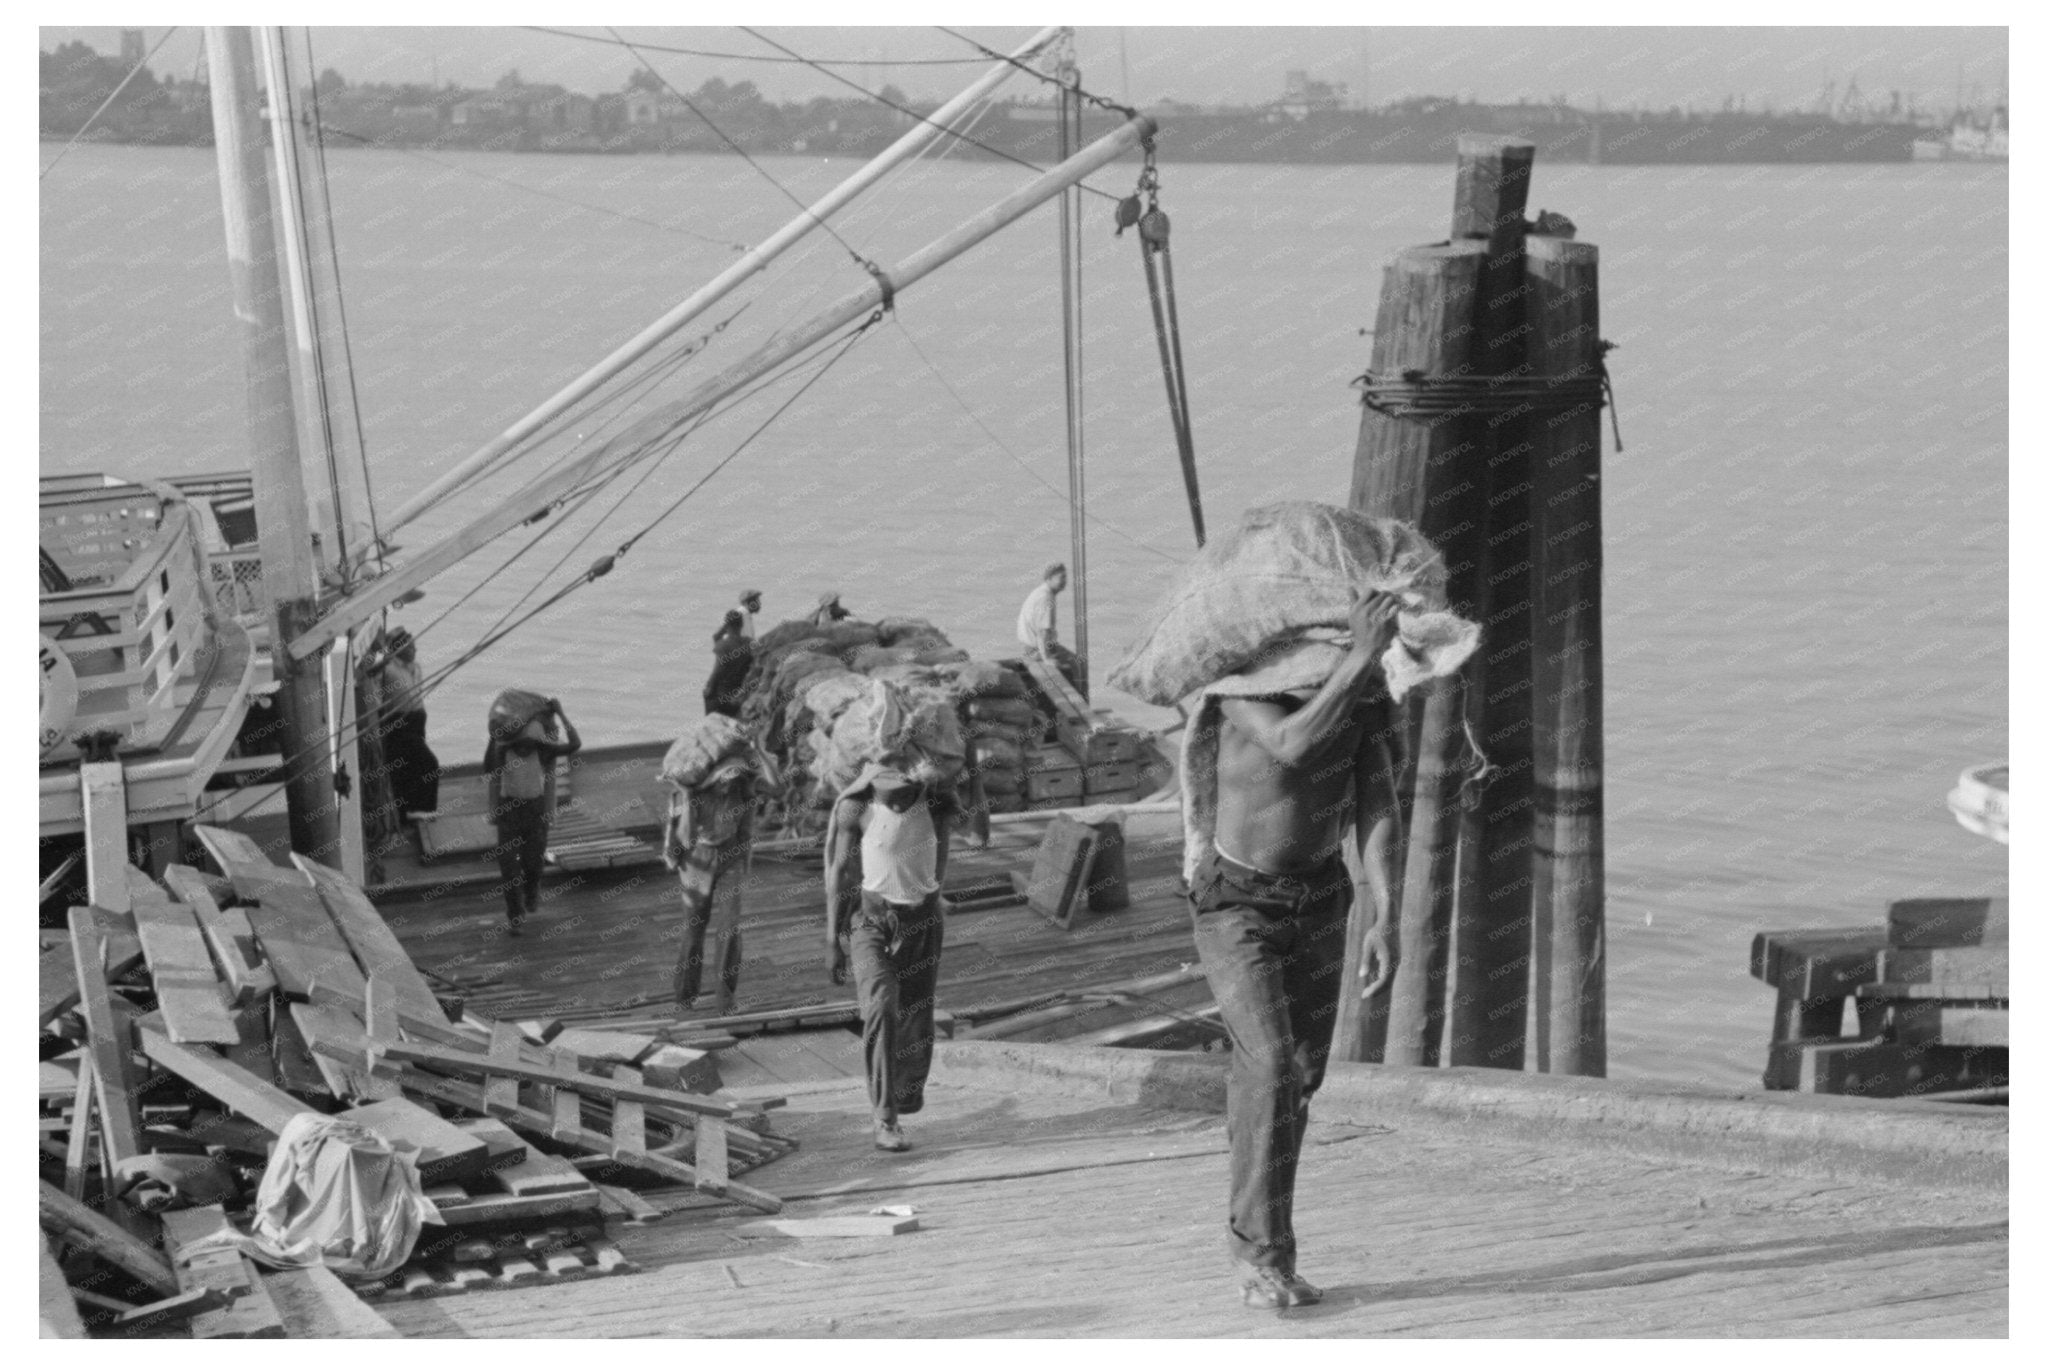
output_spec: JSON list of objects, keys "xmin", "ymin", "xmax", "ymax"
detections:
[{"xmin": 40, "ymin": 25, "xmax": 2011, "ymax": 117}]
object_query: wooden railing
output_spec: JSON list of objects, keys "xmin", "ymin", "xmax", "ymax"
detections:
[{"xmin": 40, "ymin": 495, "xmax": 217, "ymax": 759}]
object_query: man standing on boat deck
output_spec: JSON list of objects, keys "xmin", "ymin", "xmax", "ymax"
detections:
[
  {"xmin": 1193, "ymin": 591, "xmax": 1402, "ymax": 1309},
  {"xmin": 737, "ymin": 588, "xmax": 762, "ymax": 641},
  {"xmin": 483, "ymin": 698, "xmax": 582, "ymax": 937},
  {"xmin": 812, "ymin": 590, "xmax": 852, "ymax": 626},
  {"xmin": 1016, "ymin": 562, "xmax": 1084, "ymax": 692},
  {"xmin": 365, "ymin": 627, "xmax": 439, "ymax": 817},
  {"xmin": 704, "ymin": 611, "xmax": 753, "ymax": 719},
  {"xmin": 825, "ymin": 759, "xmax": 956, "ymax": 1152}
]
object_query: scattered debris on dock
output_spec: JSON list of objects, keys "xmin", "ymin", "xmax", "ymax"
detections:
[{"xmin": 38, "ymin": 825, "xmax": 800, "ymax": 1339}]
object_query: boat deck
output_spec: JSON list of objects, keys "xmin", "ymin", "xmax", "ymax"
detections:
[
  {"xmin": 373, "ymin": 1046, "xmax": 2008, "ymax": 1338},
  {"xmin": 374, "ymin": 803, "xmax": 1205, "ymax": 1034}
]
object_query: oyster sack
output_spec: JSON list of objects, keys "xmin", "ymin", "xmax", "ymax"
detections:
[{"xmin": 1108, "ymin": 501, "xmax": 1450, "ymax": 706}]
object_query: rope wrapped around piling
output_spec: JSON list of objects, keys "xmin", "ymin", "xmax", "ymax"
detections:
[{"xmin": 1354, "ymin": 343, "xmax": 1623, "ymax": 451}]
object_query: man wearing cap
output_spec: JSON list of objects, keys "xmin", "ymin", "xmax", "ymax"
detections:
[
  {"xmin": 811, "ymin": 590, "xmax": 852, "ymax": 626},
  {"xmin": 365, "ymin": 627, "xmax": 439, "ymax": 817},
  {"xmin": 664, "ymin": 749, "xmax": 761, "ymax": 1013},
  {"xmin": 737, "ymin": 588, "xmax": 762, "ymax": 641},
  {"xmin": 825, "ymin": 760, "xmax": 956, "ymax": 1152},
  {"xmin": 1016, "ymin": 562, "xmax": 1083, "ymax": 692}
]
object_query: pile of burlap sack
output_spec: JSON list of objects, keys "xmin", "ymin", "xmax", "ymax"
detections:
[{"xmin": 731, "ymin": 615, "xmax": 1046, "ymax": 831}]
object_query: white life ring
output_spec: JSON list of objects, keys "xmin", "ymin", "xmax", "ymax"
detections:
[{"xmin": 40, "ymin": 634, "xmax": 78, "ymax": 756}]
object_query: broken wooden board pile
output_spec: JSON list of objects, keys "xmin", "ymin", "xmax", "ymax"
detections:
[
  {"xmin": 37, "ymin": 824, "xmax": 798, "ymax": 1337},
  {"xmin": 1752, "ymin": 896, "xmax": 2010, "ymax": 1099}
]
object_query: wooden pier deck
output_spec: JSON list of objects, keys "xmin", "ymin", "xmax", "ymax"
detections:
[
  {"xmin": 372, "ymin": 797, "xmax": 1206, "ymax": 1036},
  {"xmin": 373, "ymin": 1041, "xmax": 2007, "ymax": 1339}
]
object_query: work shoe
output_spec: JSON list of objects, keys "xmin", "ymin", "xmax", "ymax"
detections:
[
  {"xmin": 1240, "ymin": 1266, "xmax": 1323, "ymax": 1310},
  {"xmin": 874, "ymin": 1119, "xmax": 911, "ymax": 1153},
  {"xmin": 507, "ymin": 919, "xmax": 525, "ymax": 938}
]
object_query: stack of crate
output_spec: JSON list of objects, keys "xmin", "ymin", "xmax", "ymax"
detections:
[
  {"xmin": 1013, "ymin": 658, "xmax": 1150, "ymax": 808},
  {"xmin": 1750, "ymin": 896, "xmax": 2009, "ymax": 1100}
]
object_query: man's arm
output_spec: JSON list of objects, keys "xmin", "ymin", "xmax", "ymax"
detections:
[
  {"xmin": 824, "ymin": 798, "xmax": 862, "ymax": 983},
  {"xmin": 930, "ymin": 801, "xmax": 951, "ymax": 891},
  {"xmin": 1216, "ymin": 594, "xmax": 1398, "ymax": 768},
  {"xmin": 1343, "ymin": 730, "xmax": 1402, "ymax": 998},
  {"xmin": 541, "ymin": 703, "xmax": 583, "ymax": 758}
]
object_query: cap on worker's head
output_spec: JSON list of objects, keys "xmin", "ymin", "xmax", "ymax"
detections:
[
  {"xmin": 387, "ymin": 626, "xmax": 414, "ymax": 649},
  {"xmin": 741, "ymin": 588, "xmax": 761, "ymax": 601},
  {"xmin": 1044, "ymin": 562, "xmax": 1066, "ymax": 580}
]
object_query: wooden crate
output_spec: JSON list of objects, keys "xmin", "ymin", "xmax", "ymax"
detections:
[
  {"xmin": 1083, "ymin": 761, "xmax": 1140, "ymax": 794},
  {"xmin": 1025, "ymin": 743, "xmax": 1080, "ymax": 774},
  {"xmin": 1024, "ymin": 767, "xmax": 1083, "ymax": 803}
]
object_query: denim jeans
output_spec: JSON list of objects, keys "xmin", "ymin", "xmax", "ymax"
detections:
[
  {"xmin": 1188, "ymin": 849, "xmax": 1351, "ymax": 1270},
  {"xmin": 492, "ymin": 797, "xmax": 551, "ymax": 924},
  {"xmin": 849, "ymin": 890, "xmax": 945, "ymax": 1122},
  {"xmin": 674, "ymin": 839, "xmax": 746, "ymax": 1010}
]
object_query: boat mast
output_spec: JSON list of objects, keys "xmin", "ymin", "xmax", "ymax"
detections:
[
  {"xmin": 204, "ymin": 25, "xmax": 343, "ymax": 866},
  {"xmin": 1055, "ymin": 41, "xmax": 1089, "ymax": 696},
  {"xmin": 292, "ymin": 113, "xmax": 1160, "ymax": 661},
  {"xmin": 384, "ymin": 25, "xmax": 1065, "ymax": 538}
]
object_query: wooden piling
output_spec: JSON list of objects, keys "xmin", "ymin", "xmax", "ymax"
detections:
[
  {"xmin": 1339, "ymin": 241, "xmax": 1484, "ymax": 1065},
  {"xmin": 1525, "ymin": 233, "xmax": 1607, "ymax": 1076},
  {"xmin": 1443, "ymin": 136, "xmax": 1537, "ymax": 1071}
]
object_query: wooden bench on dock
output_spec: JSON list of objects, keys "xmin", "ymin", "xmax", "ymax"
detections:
[{"xmin": 1752, "ymin": 897, "xmax": 2009, "ymax": 1099}]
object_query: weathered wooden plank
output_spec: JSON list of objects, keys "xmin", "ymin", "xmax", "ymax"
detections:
[
  {"xmin": 516, "ymin": 1024, "xmax": 719, "ymax": 1093},
  {"xmin": 129, "ymin": 894, "xmax": 241, "ymax": 1045},
  {"xmin": 38, "ymin": 1232, "xmax": 89, "ymax": 1339},
  {"xmin": 1791, "ymin": 1038, "xmax": 2009, "ymax": 1099},
  {"xmin": 695, "ymin": 1115, "xmax": 730, "ymax": 1194},
  {"xmin": 244, "ymin": 882, "xmax": 368, "ymax": 1002},
  {"xmin": 80, "ymin": 760, "xmax": 131, "ymax": 912},
  {"xmin": 43, "ymin": 907, "xmax": 143, "ymax": 1028},
  {"xmin": 160, "ymin": 1206, "xmax": 286, "ymax": 1339},
  {"xmin": 383, "ymin": 1065, "xmax": 781, "ymax": 1214},
  {"xmin": 485, "ymin": 1024, "xmax": 522, "ymax": 1113},
  {"xmin": 293, "ymin": 854, "xmax": 446, "ymax": 1024},
  {"xmin": 751, "ymin": 1214, "xmax": 919, "ymax": 1238},
  {"xmin": 1881, "ymin": 1001, "xmax": 2011, "ymax": 1049},
  {"xmin": 1879, "ymin": 943, "xmax": 2010, "ymax": 995},
  {"xmin": 191, "ymin": 824, "xmax": 304, "ymax": 901},
  {"xmin": 611, "ymin": 1064, "xmax": 647, "ymax": 1155},
  {"xmin": 131, "ymin": 1008, "xmax": 316, "ymax": 1135},
  {"xmin": 268, "ymin": 1003, "xmax": 328, "ymax": 1095},
  {"xmin": 67, "ymin": 905, "xmax": 145, "ymax": 1170},
  {"xmin": 264, "ymin": 1265, "xmax": 402, "ymax": 1339},
  {"xmin": 1749, "ymin": 928, "xmax": 1889, "ymax": 997},
  {"xmin": 494, "ymin": 1147, "xmax": 589, "ymax": 1198},
  {"xmin": 341, "ymin": 1097, "xmax": 493, "ymax": 1184},
  {"xmin": 1885, "ymin": 896, "xmax": 2008, "ymax": 950},
  {"xmin": 166, "ymin": 864, "xmax": 279, "ymax": 1006},
  {"xmin": 63, "ymin": 1052, "xmax": 97, "ymax": 1201},
  {"xmin": 594, "ymin": 1183, "xmax": 664, "ymax": 1225},
  {"xmin": 289, "ymin": 1002, "xmax": 401, "ymax": 1101},
  {"xmin": 432, "ymin": 1187, "xmax": 602, "ymax": 1226},
  {"xmin": 38, "ymin": 1180, "xmax": 179, "ymax": 1298},
  {"xmin": 370, "ymin": 1038, "xmax": 762, "ymax": 1120}
]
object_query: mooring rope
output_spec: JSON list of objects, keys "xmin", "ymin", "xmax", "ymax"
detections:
[{"xmin": 1354, "ymin": 342, "xmax": 1624, "ymax": 451}]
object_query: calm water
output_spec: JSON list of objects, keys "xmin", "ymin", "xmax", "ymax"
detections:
[{"xmin": 40, "ymin": 143, "xmax": 2007, "ymax": 1087}]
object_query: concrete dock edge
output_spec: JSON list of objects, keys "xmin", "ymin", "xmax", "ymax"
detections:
[{"xmin": 932, "ymin": 1040, "xmax": 2008, "ymax": 1191}]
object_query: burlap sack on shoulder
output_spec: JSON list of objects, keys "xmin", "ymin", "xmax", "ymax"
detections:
[{"xmin": 1108, "ymin": 501, "xmax": 1450, "ymax": 706}]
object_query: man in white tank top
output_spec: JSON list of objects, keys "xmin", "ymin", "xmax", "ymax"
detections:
[{"xmin": 825, "ymin": 760, "xmax": 956, "ymax": 1152}]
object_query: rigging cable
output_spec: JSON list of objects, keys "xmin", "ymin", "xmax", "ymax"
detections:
[
  {"xmin": 40, "ymin": 27, "xmax": 179, "ymax": 182},
  {"xmin": 525, "ymin": 28, "xmax": 991, "ymax": 66},
  {"xmin": 735, "ymin": 26, "xmax": 1123, "ymax": 205},
  {"xmin": 315, "ymin": 124, "xmax": 751, "ymax": 253},
  {"xmin": 301, "ymin": 28, "xmax": 387, "ymax": 573},
  {"xmin": 889, "ymin": 318, "xmax": 1186, "ymax": 565},
  {"xmin": 605, "ymin": 27, "xmax": 877, "ymax": 275},
  {"xmin": 935, "ymin": 26, "xmax": 1141, "ymax": 121}
]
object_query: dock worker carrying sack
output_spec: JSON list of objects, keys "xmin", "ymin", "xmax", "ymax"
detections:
[
  {"xmin": 1108, "ymin": 501, "xmax": 1481, "ymax": 882},
  {"xmin": 661, "ymin": 713, "xmax": 753, "ymax": 790}
]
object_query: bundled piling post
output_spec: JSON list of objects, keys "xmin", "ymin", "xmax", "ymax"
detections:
[
  {"xmin": 1442, "ymin": 137, "xmax": 1538, "ymax": 1071},
  {"xmin": 1526, "ymin": 233, "xmax": 1607, "ymax": 1076},
  {"xmin": 1340, "ymin": 242, "xmax": 1484, "ymax": 1065}
]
